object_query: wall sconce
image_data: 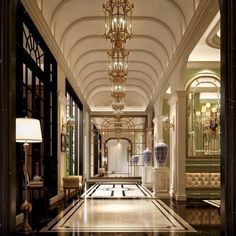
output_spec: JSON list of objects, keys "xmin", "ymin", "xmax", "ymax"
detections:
[
  {"xmin": 62, "ymin": 117, "xmax": 75, "ymax": 131},
  {"xmin": 162, "ymin": 116, "xmax": 174, "ymax": 131}
]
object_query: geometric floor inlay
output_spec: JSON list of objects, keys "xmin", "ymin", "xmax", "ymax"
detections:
[
  {"xmin": 203, "ymin": 199, "xmax": 221, "ymax": 208},
  {"xmin": 81, "ymin": 183, "xmax": 153, "ymax": 199},
  {"xmin": 40, "ymin": 183, "xmax": 196, "ymax": 233}
]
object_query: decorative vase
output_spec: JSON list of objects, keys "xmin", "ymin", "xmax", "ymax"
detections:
[
  {"xmin": 143, "ymin": 147, "xmax": 152, "ymax": 166},
  {"xmin": 132, "ymin": 155, "xmax": 139, "ymax": 165},
  {"xmin": 154, "ymin": 140, "xmax": 168, "ymax": 167}
]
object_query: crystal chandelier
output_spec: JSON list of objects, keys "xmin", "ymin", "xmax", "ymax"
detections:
[
  {"xmin": 111, "ymin": 83, "xmax": 125, "ymax": 98},
  {"xmin": 107, "ymin": 42, "xmax": 129, "ymax": 79},
  {"xmin": 112, "ymin": 98, "xmax": 125, "ymax": 111},
  {"xmin": 103, "ymin": 0, "xmax": 134, "ymax": 43},
  {"xmin": 103, "ymin": 0, "xmax": 134, "ymax": 118},
  {"xmin": 195, "ymin": 102, "xmax": 220, "ymax": 140}
]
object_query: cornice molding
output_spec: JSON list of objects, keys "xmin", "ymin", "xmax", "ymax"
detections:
[
  {"xmin": 187, "ymin": 61, "xmax": 220, "ymax": 69},
  {"xmin": 206, "ymin": 21, "xmax": 220, "ymax": 49}
]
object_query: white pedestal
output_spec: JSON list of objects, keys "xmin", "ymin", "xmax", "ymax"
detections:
[
  {"xmin": 131, "ymin": 165, "xmax": 140, "ymax": 177},
  {"xmin": 152, "ymin": 167, "xmax": 170, "ymax": 199},
  {"xmin": 142, "ymin": 166, "xmax": 153, "ymax": 188}
]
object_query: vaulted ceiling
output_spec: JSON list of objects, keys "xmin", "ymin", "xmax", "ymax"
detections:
[{"xmin": 22, "ymin": 0, "xmax": 220, "ymax": 113}]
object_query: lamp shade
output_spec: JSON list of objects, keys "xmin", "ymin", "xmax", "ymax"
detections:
[{"xmin": 16, "ymin": 117, "xmax": 42, "ymax": 143}]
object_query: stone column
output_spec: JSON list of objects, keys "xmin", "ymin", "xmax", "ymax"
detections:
[
  {"xmin": 168, "ymin": 91, "xmax": 187, "ymax": 201},
  {"xmin": 142, "ymin": 112, "xmax": 154, "ymax": 187},
  {"xmin": 152, "ymin": 97, "xmax": 170, "ymax": 198}
]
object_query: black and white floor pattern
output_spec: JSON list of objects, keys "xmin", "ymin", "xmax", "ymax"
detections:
[
  {"xmin": 203, "ymin": 199, "xmax": 221, "ymax": 208},
  {"xmin": 81, "ymin": 183, "xmax": 153, "ymax": 199},
  {"xmin": 40, "ymin": 183, "xmax": 196, "ymax": 233}
]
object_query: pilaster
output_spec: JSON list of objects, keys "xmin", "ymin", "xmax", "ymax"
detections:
[{"xmin": 168, "ymin": 91, "xmax": 187, "ymax": 201}]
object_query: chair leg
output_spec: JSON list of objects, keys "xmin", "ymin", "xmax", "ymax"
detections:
[{"xmin": 64, "ymin": 188, "xmax": 66, "ymax": 201}]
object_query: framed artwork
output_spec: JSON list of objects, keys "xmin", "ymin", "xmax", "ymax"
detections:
[{"xmin": 61, "ymin": 133, "xmax": 66, "ymax": 152}]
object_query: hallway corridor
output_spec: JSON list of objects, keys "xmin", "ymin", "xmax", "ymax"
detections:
[{"xmin": 24, "ymin": 183, "xmax": 220, "ymax": 235}]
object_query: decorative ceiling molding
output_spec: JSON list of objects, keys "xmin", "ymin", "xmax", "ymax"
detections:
[
  {"xmin": 23, "ymin": 0, "xmax": 219, "ymax": 113},
  {"xmin": 81, "ymin": 69, "xmax": 156, "ymax": 93},
  {"xmin": 206, "ymin": 21, "xmax": 220, "ymax": 49},
  {"xmin": 21, "ymin": 0, "xmax": 91, "ymax": 112},
  {"xmin": 146, "ymin": 0, "xmax": 219, "ymax": 112}
]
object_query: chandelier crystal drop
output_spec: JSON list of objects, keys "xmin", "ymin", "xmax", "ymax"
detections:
[
  {"xmin": 112, "ymin": 98, "xmax": 125, "ymax": 111},
  {"xmin": 111, "ymin": 82, "xmax": 126, "ymax": 99}
]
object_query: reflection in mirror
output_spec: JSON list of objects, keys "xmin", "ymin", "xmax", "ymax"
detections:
[
  {"xmin": 187, "ymin": 77, "xmax": 220, "ymax": 157},
  {"xmin": 90, "ymin": 115, "xmax": 147, "ymax": 178},
  {"xmin": 106, "ymin": 139, "xmax": 129, "ymax": 177}
]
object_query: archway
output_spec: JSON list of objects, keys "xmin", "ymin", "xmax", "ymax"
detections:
[{"xmin": 107, "ymin": 139, "xmax": 130, "ymax": 177}]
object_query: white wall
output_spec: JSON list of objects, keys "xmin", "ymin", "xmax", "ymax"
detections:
[{"xmin": 107, "ymin": 139, "xmax": 129, "ymax": 173}]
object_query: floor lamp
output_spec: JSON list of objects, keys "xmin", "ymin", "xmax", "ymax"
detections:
[{"xmin": 16, "ymin": 117, "xmax": 42, "ymax": 234}]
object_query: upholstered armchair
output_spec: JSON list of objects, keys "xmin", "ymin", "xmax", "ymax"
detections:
[{"xmin": 63, "ymin": 175, "xmax": 83, "ymax": 199}]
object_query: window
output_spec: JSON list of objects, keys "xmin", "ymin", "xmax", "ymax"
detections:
[
  {"xmin": 66, "ymin": 81, "xmax": 83, "ymax": 175},
  {"xmin": 16, "ymin": 3, "xmax": 57, "ymax": 211}
]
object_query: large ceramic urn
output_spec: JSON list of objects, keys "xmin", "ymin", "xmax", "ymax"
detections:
[
  {"xmin": 143, "ymin": 147, "xmax": 152, "ymax": 166},
  {"xmin": 132, "ymin": 155, "xmax": 139, "ymax": 165},
  {"xmin": 154, "ymin": 140, "xmax": 168, "ymax": 167}
]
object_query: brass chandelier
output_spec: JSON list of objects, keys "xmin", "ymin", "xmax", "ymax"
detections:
[
  {"xmin": 112, "ymin": 98, "xmax": 125, "ymax": 110},
  {"xmin": 103, "ymin": 0, "xmax": 134, "ymax": 43},
  {"xmin": 103, "ymin": 0, "xmax": 134, "ymax": 118},
  {"xmin": 107, "ymin": 42, "xmax": 129, "ymax": 81}
]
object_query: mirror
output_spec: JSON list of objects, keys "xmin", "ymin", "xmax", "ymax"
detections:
[
  {"xmin": 90, "ymin": 115, "xmax": 147, "ymax": 178},
  {"xmin": 187, "ymin": 77, "xmax": 220, "ymax": 157}
]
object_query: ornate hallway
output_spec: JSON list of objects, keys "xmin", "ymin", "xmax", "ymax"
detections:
[{"xmin": 19, "ymin": 183, "xmax": 220, "ymax": 235}]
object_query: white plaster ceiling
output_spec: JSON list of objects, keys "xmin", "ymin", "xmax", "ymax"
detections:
[
  {"xmin": 189, "ymin": 11, "xmax": 220, "ymax": 61},
  {"xmin": 29, "ymin": 0, "xmax": 219, "ymax": 113}
]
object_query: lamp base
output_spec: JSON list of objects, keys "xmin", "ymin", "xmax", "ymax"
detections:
[{"xmin": 19, "ymin": 200, "xmax": 32, "ymax": 234}]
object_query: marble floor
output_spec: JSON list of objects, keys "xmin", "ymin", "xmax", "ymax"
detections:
[
  {"xmin": 40, "ymin": 198, "xmax": 196, "ymax": 233},
  {"xmin": 82, "ymin": 183, "xmax": 153, "ymax": 198},
  {"xmin": 203, "ymin": 200, "xmax": 220, "ymax": 208},
  {"xmin": 16, "ymin": 183, "xmax": 221, "ymax": 235}
]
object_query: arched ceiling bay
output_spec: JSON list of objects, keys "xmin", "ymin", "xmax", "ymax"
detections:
[{"xmin": 30, "ymin": 0, "xmax": 218, "ymax": 112}]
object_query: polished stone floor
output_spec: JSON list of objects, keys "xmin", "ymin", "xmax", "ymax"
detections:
[
  {"xmin": 40, "ymin": 199, "xmax": 196, "ymax": 233},
  {"xmin": 82, "ymin": 183, "xmax": 153, "ymax": 198},
  {"xmin": 16, "ymin": 183, "xmax": 221, "ymax": 235}
]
